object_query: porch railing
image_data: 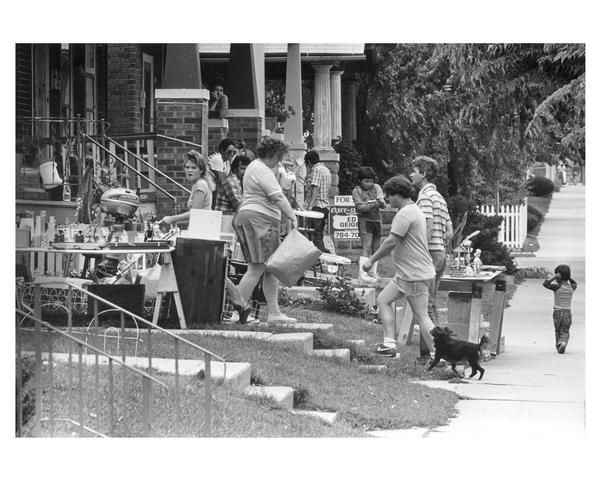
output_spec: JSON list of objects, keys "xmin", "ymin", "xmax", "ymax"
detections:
[
  {"xmin": 16, "ymin": 116, "xmax": 202, "ymax": 213},
  {"xmin": 16, "ymin": 281, "xmax": 226, "ymax": 437}
]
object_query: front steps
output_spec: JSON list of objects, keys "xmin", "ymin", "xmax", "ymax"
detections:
[
  {"xmin": 24, "ymin": 351, "xmax": 251, "ymax": 390},
  {"xmin": 244, "ymin": 386, "xmax": 294, "ymax": 410}
]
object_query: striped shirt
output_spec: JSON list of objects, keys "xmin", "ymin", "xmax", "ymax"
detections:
[
  {"xmin": 308, "ymin": 163, "xmax": 331, "ymax": 208},
  {"xmin": 416, "ymin": 183, "xmax": 451, "ymax": 252},
  {"xmin": 543, "ymin": 279, "xmax": 577, "ymax": 310}
]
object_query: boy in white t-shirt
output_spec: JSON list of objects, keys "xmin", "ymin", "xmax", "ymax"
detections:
[{"xmin": 363, "ymin": 175, "xmax": 436, "ymax": 357}]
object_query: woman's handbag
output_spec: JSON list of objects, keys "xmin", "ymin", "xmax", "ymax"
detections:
[{"xmin": 265, "ymin": 228, "xmax": 322, "ymax": 287}]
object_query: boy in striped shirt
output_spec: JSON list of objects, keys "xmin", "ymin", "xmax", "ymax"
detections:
[{"xmin": 410, "ymin": 156, "xmax": 453, "ymax": 325}]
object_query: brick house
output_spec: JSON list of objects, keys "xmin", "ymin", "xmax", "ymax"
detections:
[{"xmin": 15, "ymin": 43, "xmax": 365, "ymax": 221}]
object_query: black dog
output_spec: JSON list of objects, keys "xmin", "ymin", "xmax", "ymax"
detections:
[{"xmin": 427, "ymin": 326, "xmax": 488, "ymax": 380}]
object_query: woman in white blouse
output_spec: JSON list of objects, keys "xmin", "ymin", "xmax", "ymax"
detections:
[{"xmin": 233, "ymin": 137, "xmax": 298, "ymax": 323}]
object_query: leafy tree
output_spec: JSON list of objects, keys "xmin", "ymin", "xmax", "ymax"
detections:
[
  {"xmin": 333, "ymin": 140, "xmax": 364, "ymax": 195},
  {"xmin": 355, "ymin": 43, "xmax": 585, "ymax": 207},
  {"xmin": 525, "ymin": 44, "xmax": 585, "ymax": 164}
]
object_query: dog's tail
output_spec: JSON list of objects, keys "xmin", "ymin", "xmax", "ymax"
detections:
[{"xmin": 478, "ymin": 335, "xmax": 489, "ymax": 356}]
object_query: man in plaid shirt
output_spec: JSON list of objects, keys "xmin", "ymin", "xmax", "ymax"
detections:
[
  {"xmin": 214, "ymin": 155, "xmax": 252, "ymax": 215},
  {"xmin": 304, "ymin": 150, "xmax": 332, "ymax": 253}
]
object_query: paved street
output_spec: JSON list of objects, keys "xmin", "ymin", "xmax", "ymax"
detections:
[{"xmin": 372, "ymin": 184, "xmax": 586, "ymax": 439}]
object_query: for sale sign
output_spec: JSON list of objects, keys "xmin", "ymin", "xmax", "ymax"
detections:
[{"xmin": 331, "ymin": 195, "xmax": 359, "ymax": 240}]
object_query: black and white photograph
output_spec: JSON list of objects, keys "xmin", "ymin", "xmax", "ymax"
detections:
[{"xmin": 3, "ymin": 1, "xmax": 598, "ymax": 478}]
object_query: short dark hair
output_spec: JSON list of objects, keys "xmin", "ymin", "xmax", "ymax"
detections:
[
  {"xmin": 304, "ymin": 150, "xmax": 320, "ymax": 165},
  {"xmin": 231, "ymin": 154, "xmax": 252, "ymax": 174},
  {"xmin": 218, "ymin": 138, "xmax": 236, "ymax": 154},
  {"xmin": 383, "ymin": 175, "xmax": 413, "ymax": 199},
  {"xmin": 358, "ymin": 166, "xmax": 376, "ymax": 181},
  {"xmin": 257, "ymin": 136, "xmax": 289, "ymax": 159},
  {"xmin": 236, "ymin": 139, "xmax": 256, "ymax": 160},
  {"xmin": 555, "ymin": 264, "xmax": 571, "ymax": 281},
  {"xmin": 412, "ymin": 155, "xmax": 439, "ymax": 181}
]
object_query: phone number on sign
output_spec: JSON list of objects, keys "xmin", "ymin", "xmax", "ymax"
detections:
[{"xmin": 333, "ymin": 230, "xmax": 360, "ymax": 239}]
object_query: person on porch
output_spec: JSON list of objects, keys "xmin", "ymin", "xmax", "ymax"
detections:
[
  {"xmin": 208, "ymin": 83, "xmax": 229, "ymax": 120},
  {"xmin": 303, "ymin": 150, "xmax": 331, "ymax": 254}
]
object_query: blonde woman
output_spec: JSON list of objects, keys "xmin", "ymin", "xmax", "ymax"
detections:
[
  {"xmin": 160, "ymin": 149, "xmax": 252, "ymax": 323},
  {"xmin": 160, "ymin": 150, "xmax": 215, "ymax": 225}
]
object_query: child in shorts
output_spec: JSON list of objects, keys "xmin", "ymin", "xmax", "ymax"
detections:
[
  {"xmin": 352, "ymin": 167, "xmax": 385, "ymax": 280},
  {"xmin": 543, "ymin": 264, "xmax": 577, "ymax": 354}
]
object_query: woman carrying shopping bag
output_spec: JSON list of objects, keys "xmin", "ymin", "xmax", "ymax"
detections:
[{"xmin": 233, "ymin": 137, "xmax": 299, "ymax": 324}]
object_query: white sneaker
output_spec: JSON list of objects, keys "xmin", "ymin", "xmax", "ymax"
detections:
[{"xmin": 267, "ymin": 313, "xmax": 297, "ymax": 324}]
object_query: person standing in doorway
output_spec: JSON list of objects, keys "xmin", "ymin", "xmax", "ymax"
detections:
[
  {"xmin": 208, "ymin": 84, "xmax": 229, "ymax": 120},
  {"xmin": 304, "ymin": 150, "xmax": 332, "ymax": 253},
  {"xmin": 410, "ymin": 156, "xmax": 453, "ymax": 325},
  {"xmin": 362, "ymin": 175, "xmax": 436, "ymax": 357}
]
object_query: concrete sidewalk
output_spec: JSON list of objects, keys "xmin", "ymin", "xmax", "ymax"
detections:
[{"xmin": 373, "ymin": 184, "xmax": 586, "ymax": 439}]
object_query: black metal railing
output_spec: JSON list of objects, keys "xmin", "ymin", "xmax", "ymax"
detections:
[{"xmin": 16, "ymin": 281, "xmax": 227, "ymax": 437}]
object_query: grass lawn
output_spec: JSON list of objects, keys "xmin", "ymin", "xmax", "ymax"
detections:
[
  {"xmin": 20, "ymin": 327, "xmax": 458, "ymax": 435},
  {"xmin": 19, "ymin": 361, "xmax": 363, "ymax": 437}
]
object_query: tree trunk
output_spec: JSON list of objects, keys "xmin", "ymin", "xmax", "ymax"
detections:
[{"xmin": 447, "ymin": 135, "xmax": 460, "ymax": 196}]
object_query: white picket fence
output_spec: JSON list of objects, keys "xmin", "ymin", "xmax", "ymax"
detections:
[{"xmin": 478, "ymin": 198, "xmax": 528, "ymax": 249}]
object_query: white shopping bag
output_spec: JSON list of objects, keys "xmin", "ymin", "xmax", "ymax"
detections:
[{"xmin": 265, "ymin": 229, "xmax": 322, "ymax": 287}]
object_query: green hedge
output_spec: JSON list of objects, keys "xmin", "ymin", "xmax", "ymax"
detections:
[
  {"xmin": 527, "ymin": 204, "xmax": 543, "ymax": 232},
  {"xmin": 526, "ymin": 176, "xmax": 554, "ymax": 196}
]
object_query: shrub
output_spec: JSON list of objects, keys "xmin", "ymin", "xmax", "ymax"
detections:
[
  {"xmin": 526, "ymin": 176, "xmax": 554, "ymax": 196},
  {"xmin": 17, "ymin": 355, "xmax": 36, "ymax": 433},
  {"xmin": 317, "ymin": 277, "xmax": 367, "ymax": 316},
  {"xmin": 514, "ymin": 265, "xmax": 551, "ymax": 282},
  {"xmin": 278, "ymin": 288, "xmax": 313, "ymax": 308},
  {"xmin": 527, "ymin": 204, "xmax": 543, "ymax": 232},
  {"xmin": 333, "ymin": 141, "xmax": 364, "ymax": 195}
]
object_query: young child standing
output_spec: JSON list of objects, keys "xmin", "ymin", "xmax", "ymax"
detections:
[
  {"xmin": 352, "ymin": 167, "xmax": 386, "ymax": 281},
  {"xmin": 543, "ymin": 264, "xmax": 577, "ymax": 354}
]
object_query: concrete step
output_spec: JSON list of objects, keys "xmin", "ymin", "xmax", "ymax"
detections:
[
  {"xmin": 244, "ymin": 385, "xmax": 294, "ymax": 410},
  {"xmin": 311, "ymin": 348, "xmax": 351, "ymax": 363},
  {"xmin": 292, "ymin": 410, "xmax": 338, "ymax": 424},
  {"xmin": 26, "ymin": 351, "xmax": 251, "ymax": 390},
  {"xmin": 268, "ymin": 332, "xmax": 314, "ymax": 354},
  {"xmin": 277, "ymin": 322, "xmax": 334, "ymax": 334},
  {"xmin": 188, "ymin": 329, "xmax": 273, "ymax": 340}
]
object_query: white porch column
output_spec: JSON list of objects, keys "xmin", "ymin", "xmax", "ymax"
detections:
[
  {"xmin": 312, "ymin": 64, "xmax": 334, "ymax": 151},
  {"xmin": 342, "ymin": 79, "xmax": 358, "ymax": 141},
  {"xmin": 311, "ymin": 63, "xmax": 340, "ymax": 198},
  {"xmin": 330, "ymin": 70, "xmax": 344, "ymax": 141},
  {"xmin": 284, "ymin": 43, "xmax": 307, "ymax": 205}
]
